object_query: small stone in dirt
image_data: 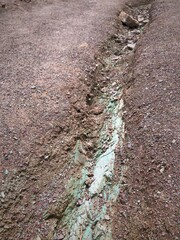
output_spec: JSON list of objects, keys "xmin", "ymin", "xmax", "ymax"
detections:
[
  {"xmin": 87, "ymin": 172, "xmax": 94, "ymax": 178},
  {"xmin": 132, "ymin": 29, "xmax": 141, "ymax": 35},
  {"xmin": 85, "ymin": 178, "xmax": 93, "ymax": 188},
  {"xmin": 4, "ymin": 169, "xmax": 9, "ymax": 175},
  {"xmin": 31, "ymin": 85, "xmax": 36, "ymax": 89},
  {"xmin": 138, "ymin": 15, "xmax": 145, "ymax": 22},
  {"xmin": 104, "ymin": 215, "xmax": 111, "ymax": 221},
  {"xmin": 1, "ymin": 3, "xmax": 5, "ymax": 8},
  {"xmin": 76, "ymin": 199, "xmax": 83, "ymax": 206},
  {"xmin": 92, "ymin": 105, "xmax": 104, "ymax": 115},
  {"xmin": 86, "ymin": 141, "xmax": 94, "ymax": 151},
  {"xmin": 58, "ymin": 234, "xmax": 65, "ymax": 240},
  {"xmin": 1, "ymin": 192, "xmax": 5, "ymax": 198},
  {"xmin": 119, "ymin": 11, "xmax": 139, "ymax": 28},
  {"xmin": 160, "ymin": 166, "xmax": 165, "ymax": 173},
  {"xmin": 143, "ymin": 19, "xmax": 149, "ymax": 24},
  {"xmin": 44, "ymin": 155, "xmax": 49, "ymax": 160},
  {"xmin": 127, "ymin": 43, "xmax": 136, "ymax": 50}
]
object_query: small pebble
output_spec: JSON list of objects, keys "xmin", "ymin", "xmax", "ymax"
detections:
[
  {"xmin": 104, "ymin": 215, "xmax": 111, "ymax": 221},
  {"xmin": 1, "ymin": 192, "xmax": 5, "ymax": 198},
  {"xmin": 127, "ymin": 43, "xmax": 136, "ymax": 50},
  {"xmin": 44, "ymin": 155, "xmax": 49, "ymax": 160},
  {"xmin": 160, "ymin": 166, "xmax": 165, "ymax": 173},
  {"xmin": 58, "ymin": 234, "xmax": 64, "ymax": 240},
  {"xmin": 76, "ymin": 199, "xmax": 83, "ymax": 206}
]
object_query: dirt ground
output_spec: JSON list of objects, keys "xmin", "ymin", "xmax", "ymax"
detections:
[
  {"xmin": 0, "ymin": 0, "xmax": 179, "ymax": 239},
  {"xmin": 113, "ymin": 0, "xmax": 180, "ymax": 239},
  {"xmin": 0, "ymin": 0, "xmax": 127, "ymax": 239}
]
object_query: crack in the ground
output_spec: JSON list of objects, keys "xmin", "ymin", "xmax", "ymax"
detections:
[{"xmin": 43, "ymin": 3, "xmax": 152, "ymax": 240}]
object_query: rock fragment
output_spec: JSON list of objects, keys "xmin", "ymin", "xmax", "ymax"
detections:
[
  {"xmin": 119, "ymin": 11, "xmax": 139, "ymax": 28},
  {"xmin": 104, "ymin": 215, "xmax": 111, "ymax": 221},
  {"xmin": 58, "ymin": 234, "xmax": 64, "ymax": 240},
  {"xmin": 92, "ymin": 105, "xmax": 104, "ymax": 115},
  {"xmin": 160, "ymin": 166, "xmax": 165, "ymax": 173},
  {"xmin": 85, "ymin": 178, "xmax": 93, "ymax": 188},
  {"xmin": 127, "ymin": 43, "xmax": 136, "ymax": 50},
  {"xmin": 143, "ymin": 19, "xmax": 149, "ymax": 24},
  {"xmin": 87, "ymin": 171, "xmax": 94, "ymax": 178},
  {"xmin": 1, "ymin": 192, "xmax": 5, "ymax": 198},
  {"xmin": 76, "ymin": 199, "xmax": 83, "ymax": 206},
  {"xmin": 31, "ymin": 85, "xmax": 36, "ymax": 89},
  {"xmin": 138, "ymin": 15, "xmax": 144, "ymax": 22},
  {"xmin": 132, "ymin": 29, "xmax": 141, "ymax": 35}
]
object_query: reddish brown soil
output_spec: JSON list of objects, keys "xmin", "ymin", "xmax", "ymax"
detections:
[
  {"xmin": 113, "ymin": 0, "xmax": 180, "ymax": 239},
  {"xmin": 0, "ymin": 0, "xmax": 126, "ymax": 239},
  {"xmin": 0, "ymin": 0, "xmax": 179, "ymax": 239}
]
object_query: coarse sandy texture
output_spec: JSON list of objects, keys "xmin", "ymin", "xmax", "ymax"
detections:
[
  {"xmin": 0, "ymin": 0, "xmax": 127, "ymax": 239},
  {"xmin": 1, "ymin": 0, "xmax": 180, "ymax": 239},
  {"xmin": 113, "ymin": 0, "xmax": 180, "ymax": 239}
]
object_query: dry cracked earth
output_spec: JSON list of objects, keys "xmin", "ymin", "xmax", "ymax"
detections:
[{"xmin": 0, "ymin": 0, "xmax": 180, "ymax": 240}]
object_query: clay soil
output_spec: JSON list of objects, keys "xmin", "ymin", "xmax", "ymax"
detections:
[
  {"xmin": 0, "ymin": 0, "xmax": 179, "ymax": 240},
  {"xmin": 113, "ymin": 0, "xmax": 180, "ymax": 239},
  {"xmin": 0, "ymin": 0, "xmax": 126, "ymax": 239}
]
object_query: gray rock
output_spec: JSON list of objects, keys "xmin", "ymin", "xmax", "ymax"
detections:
[
  {"xmin": 138, "ymin": 15, "xmax": 145, "ymax": 22},
  {"xmin": 1, "ymin": 192, "xmax": 5, "ymax": 198},
  {"xmin": 31, "ymin": 85, "xmax": 36, "ymax": 89},
  {"xmin": 4, "ymin": 169, "xmax": 9, "ymax": 175},
  {"xmin": 132, "ymin": 29, "xmax": 141, "ymax": 35},
  {"xmin": 127, "ymin": 43, "xmax": 136, "ymax": 50},
  {"xmin": 143, "ymin": 19, "xmax": 150, "ymax": 24}
]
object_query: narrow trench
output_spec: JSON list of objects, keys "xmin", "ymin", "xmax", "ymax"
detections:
[{"xmin": 47, "ymin": 3, "xmax": 151, "ymax": 240}]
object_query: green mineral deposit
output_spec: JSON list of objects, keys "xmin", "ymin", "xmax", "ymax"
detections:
[{"xmin": 61, "ymin": 91, "xmax": 124, "ymax": 240}]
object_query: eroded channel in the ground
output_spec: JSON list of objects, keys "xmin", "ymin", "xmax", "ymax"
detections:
[
  {"xmin": 48, "ymin": 3, "xmax": 151, "ymax": 239},
  {"xmin": 61, "ymin": 89, "xmax": 124, "ymax": 240}
]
